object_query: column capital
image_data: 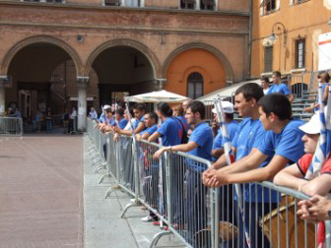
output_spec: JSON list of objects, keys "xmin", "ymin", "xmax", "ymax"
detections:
[
  {"xmin": 154, "ymin": 78, "xmax": 167, "ymax": 90},
  {"xmin": 76, "ymin": 76, "xmax": 90, "ymax": 89}
]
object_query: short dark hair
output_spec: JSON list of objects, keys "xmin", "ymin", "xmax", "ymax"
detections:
[
  {"xmin": 258, "ymin": 93, "xmax": 292, "ymax": 120},
  {"xmin": 272, "ymin": 71, "xmax": 282, "ymax": 78},
  {"xmin": 235, "ymin": 83, "xmax": 264, "ymax": 102},
  {"xmin": 133, "ymin": 103, "xmax": 146, "ymax": 112},
  {"xmin": 187, "ymin": 100, "xmax": 206, "ymax": 120},
  {"xmin": 115, "ymin": 108, "xmax": 124, "ymax": 117},
  {"xmin": 146, "ymin": 112, "xmax": 158, "ymax": 123},
  {"xmin": 117, "ymin": 102, "xmax": 126, "ymax": 109},
  {"xmin": 261, "ymin": 76, "xmax": 270, "ymax": 84},
  {"xmin": 156, "ymin": 102, "xmax": 173, "ymax": 117},
  {"xmin": 318, "ymin": 71, "xmax": 331, "ymax": 83},
  {"xmin": 225, "ymin": 113, "xmax": 234, "ymax": 120}
]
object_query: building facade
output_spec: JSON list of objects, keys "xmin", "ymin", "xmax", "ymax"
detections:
[
  {"xmin": 0, "ymin": 0, "xmax": 250, "ymax": 130},
  {"xmin": 251, "ymin": 0, "xmax": 331, "ymax": 83}
]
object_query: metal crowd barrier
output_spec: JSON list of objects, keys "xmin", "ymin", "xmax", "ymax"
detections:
[
  {"xmin": 0, "ymin": 117, "xmax": 23, "ymax": 136},
  {"xmin": 86, "ymin": 118, "xmax": 320, "ymax": 248}
]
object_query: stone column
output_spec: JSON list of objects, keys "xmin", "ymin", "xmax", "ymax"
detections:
[
  {"xmin": 195, "ymin": 0, "xmax": 200, "ymax": 10},
  {"xmin": 77, "ymin": 77, "xmax": 89, "ymax": 131},
  {"xmin": 0, "ymin": 77, "xmax": 7, "ymax": 116}
]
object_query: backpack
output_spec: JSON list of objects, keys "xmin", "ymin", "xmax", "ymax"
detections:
[{"xmin": 172, "ymin": 117, "xmax": 189, "ymax": 144}]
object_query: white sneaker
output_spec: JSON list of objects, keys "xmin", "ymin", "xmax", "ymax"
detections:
[{"xmin": 141, "ymin": 215, "xmax": 153, "ymax": 222}]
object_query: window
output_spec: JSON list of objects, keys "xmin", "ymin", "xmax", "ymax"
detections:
[
  {"xmin": 291, "ymin": 0, "xmax": 309, "ymax": 5},
  {"xmin": 104, "ymin": 0, "xmax": 121, "ymax": 6},
  {"xmin": 260, "ymin": 0, "xmax": 277, "ymax": 15},
  {"xmin": 200, "ymin": 0, "xmax": 215, "ymax": 10},
  {"xmin": 295, "ymin": 39, "xmax": 305, "ymax": 69},
  {"xmin": 187, "ymin": 72, "xmax": 203, "ymax": 99},
  {"xmin": 23, "ymin": 0, "xmax": 64, "ymax": 3},
  {"xmin": 181, "ymin": 0, "xmax": 195, "ymax": 9},
  {"xmin": 264, "ymin": 46, "xmax": 273, "ymax": 73}
]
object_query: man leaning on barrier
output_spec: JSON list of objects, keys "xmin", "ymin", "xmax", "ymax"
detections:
[
  {"xmin": 273, "ymin": 112, "xmax": 331, "ymax": 196},
  {"xmin": 274, "ymin": 112, "xmax": 331, "ymax": 247},
  {"xmin": 204, "ymin": 93, "xmax": 305, "ymax": 248},
  {"xmin": 204, "ymin": 83, "xmax": 271, "ymax": 247},
  {"xmin": 153, "ymin": 100, "xmax": 214, "ymax": 246}
]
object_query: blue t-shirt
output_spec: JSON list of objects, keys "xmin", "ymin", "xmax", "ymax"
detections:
[
  {"xmin": 140, "ymin": 124, "xmax": 158, "ymax": 136},
  {"xmin": 232, "ymin": 118, "xmax": 265, "ymax": 161},
  {"xmin": 231, "ymin": 118, "xmax": 275, "ymax": 202},
  {"xmin": 212, "ymin": 121, "xmax": 239, "ymax": 161},
  {"xmin": 98, "ymin": 113, "xmax": 106, "ymax": 123},
  {"xmin": 187, "ymin": 122, "xmax": 214, "ymax": 171},
  {"xmin": 133, "ymin": 115, "xmax": 145, "ymax": 130},
  {"xmin": 175, "ymin": 116, "xmax": 189, "ymax": 132},
  {"xmin": 258, "ymin": 119, "xmax": 305, "ymax": 163},
  {"xmin": 118, "ymin": 118, "xmax": 128, "ymax": 129},
  {"xmin": 157, "ymin": 117, "xmax": 182, "ymax": 146},
  {"xmin": 267, "ymin": 83, "xmax": 290, "ymax": 95}
]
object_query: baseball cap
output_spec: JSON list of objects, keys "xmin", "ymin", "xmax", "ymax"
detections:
[
  {"xmin": 103, "ymin": 105, "xmax": 111, "ymax": 111},
  {"xmin": 212, "ymin": 101, "xmax": 234, "ymax": 114},
  {"xmin": 299, "ymin": 113, "xmax": 322, "ymax": 134}
]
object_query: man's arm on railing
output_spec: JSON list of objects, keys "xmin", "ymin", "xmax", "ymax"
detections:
[
  {"xmin": 208, "ymin": 154, "xmax": 287, "ymax": 187},
  {"xmin": 298, "ymin": 174, "xmax": 331, "ymax": 196},
  {"xmin": 148, "ymin": 132, "xmax": 161, "ymax": 143},
  {"xmin": 153, "ymin": 142, "xmax": 198, "ymax": 160},
  {"xmin": 273, "ymin": 163, "xmax": 306, "ymax": 190}
]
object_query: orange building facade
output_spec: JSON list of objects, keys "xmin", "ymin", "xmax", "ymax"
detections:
[
  {"xmin": 251, "ymin": 0, "xmax": 331, "ymax": 82},
  {"xmin": 0, "ymin": 0, "xmax": 251, "ymax": 129}
]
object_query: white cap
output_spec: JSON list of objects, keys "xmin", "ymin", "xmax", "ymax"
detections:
[
  {"xmin": 299, "ymin": 113, "xmax": 322, "ymax": 134},
  {"xmin": 103, "ymin": 105, "xmax": 111, "ymax": 111},
  {"xmin": 212, "ymin": 101, "xmax": 234, "ymax": 114}
]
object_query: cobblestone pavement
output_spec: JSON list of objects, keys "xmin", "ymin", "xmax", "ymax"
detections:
[{"xmin": 0, "ymin": 135, "xmax": 84, "ymax": 248}]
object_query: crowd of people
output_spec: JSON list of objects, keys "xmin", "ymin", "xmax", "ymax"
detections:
[{"xmin": 91, "ymin": 70, "xmax": 330, "ymax": 247}]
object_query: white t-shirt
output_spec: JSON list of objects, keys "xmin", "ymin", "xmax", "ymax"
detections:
[{"xmin": 124, "ymin": 118, "xmax": 137, "ymax": 131}]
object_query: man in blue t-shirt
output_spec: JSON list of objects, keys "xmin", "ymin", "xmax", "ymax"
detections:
[
  {"xmin": 115, "ymin": 109, "xmax": 128, "ymax": 129},
  {"xmin": 211, "ymin": 101, "xmax": 239, "ymax": 161},
  {"xmin": 205, "ymin": 93, "xmax": 305, "ymax": 248},
  {"xmin": 136, "ymin": 112, "xmax": 158, "ymax": 141},
  {"xmin": 153, "ymin": 101, "xmax": 213, "ymax": 245},
  {"xmin": 267, "ymin": 71, "xmax": 294, "ymax": 103},
  {"xmin": 115, "ymin": 103, "xmax": 146, "ymax": 136}
]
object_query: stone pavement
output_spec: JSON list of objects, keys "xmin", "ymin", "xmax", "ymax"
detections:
[
  {"xmin": 0, "ymin": 134, "xmax": 84, "ymax": 248},
  {"xmin": 83, "ymin": 135, "xmax": 185, "ymax": 248},
  {"xmin": 0, "ymin": 133, "xmax": 186, "ymax": 248}
]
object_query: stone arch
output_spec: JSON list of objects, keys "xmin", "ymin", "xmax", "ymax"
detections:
[
  {"xmin": 163, "ymin": 43, "xmax": 235, "ymax": 82},
  {"xmin": 85, "ymin": 39, "xmax": 161, "ymax": 79},
  {"xmin": 0, "ymin": 35, "xmax": 83, "ymax": 76}
]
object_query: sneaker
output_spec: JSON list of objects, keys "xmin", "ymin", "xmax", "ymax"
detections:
[{"xmin": 141, "ymin": 215, "xmax": 154, "ymax": 222}]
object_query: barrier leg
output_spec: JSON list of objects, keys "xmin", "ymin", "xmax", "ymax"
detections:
[
  {"xmin": 149, "ymin": 231, "xmax": 172, "ymax": 248},
  {"xmin": 93, "ymin": 162, "xmax": 107, "ymax": 173},
  {"xmin": 120, "ymin": 199, "xmax": 141, "ymax": 218},
  {"xmin": 104, "ymin": 185, "xmax": 122, "ymax": 199},
  {"xmin": 98, "ymin": 173, "xmax": 113, "ymax": 184}
]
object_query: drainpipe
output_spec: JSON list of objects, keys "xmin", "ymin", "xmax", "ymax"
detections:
[{"xmin": 247, "ymin": 0, "xmax": 253, "ymax": 79}]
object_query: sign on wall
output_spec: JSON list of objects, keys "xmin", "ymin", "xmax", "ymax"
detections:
[{"xmin": 318, "ymin": 32, "xmax": 331, "ymax": 71}]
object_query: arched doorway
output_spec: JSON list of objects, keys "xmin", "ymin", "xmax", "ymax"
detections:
[
  {"xmin": 90, "ymin": 45, "xmax": 156, "ymax": 106},
  {"xmin": 6, "ymin": 42, "xmax": 81, "ymax": 120}
]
